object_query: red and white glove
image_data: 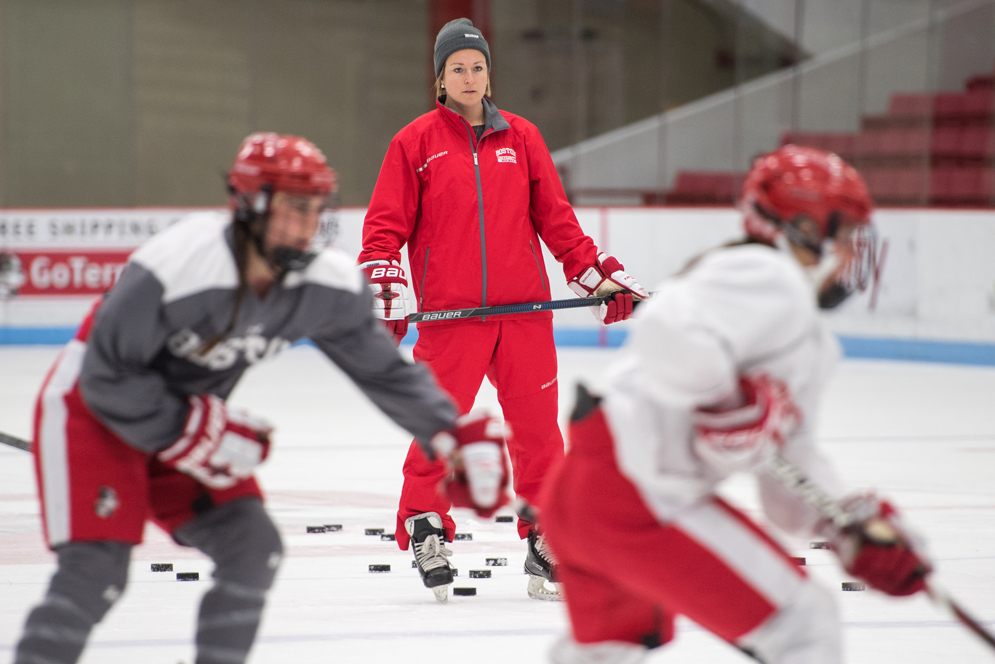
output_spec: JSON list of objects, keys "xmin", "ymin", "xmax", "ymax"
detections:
[
  {"xmin": 431, "ymin": 411, "xmax": 511, "ymax": 518},
  {"xmin": 822, "ymin": 494, "xmax": 931, "ymax": 596},
  {"xmin": 568, "ymin": 253, "xmax": 649, "ymax": 324},
  {"xmin": 359, "ymin": 259, "xmax": 409, "ymax": 345},
  {"xmin": 158, "ymin": 394, "xmax": 272, "ymax": 490},
  {"xmin": 692, "ymin": 374, "xmax": 801, "ymax": 474}
]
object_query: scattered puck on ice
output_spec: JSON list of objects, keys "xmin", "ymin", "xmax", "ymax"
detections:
[
  {"xmin": 151, "ymin": 563, "xmax": 173, "ymax": 572},
  {"xmin": 307, "ymin": 526, "xmax": 327, "ymax": 533},
  {"xmin": 454, "ymin": 533, "xmax": 473, "ymax": 541},
  {"xmin": 369, "ymin": 564, "xmax": 391, "ymax": 573},
  {"xmin": 791, "ymin": 557, "xmax": 806, "ymax": 566},
  {"xmin": 324, "ymin": 524, "xmax": 342, "ymax": 532},
  {"xmin": 412, "ymin": 560, "xmax": 418, "ymax": 568},
  {"xmin": 842, "ymin": 582, "xmax": 866, "ymax": 592},
  {"xmin": 485, "ymin": 557, "xmax": 507, "ymax": 566},
  {"xmin": 495, "ymin": 516, "xmax": 514, "ymax": 523},
  {"xmin": 810, "ymin": 541, "xmax": 830, "ymax": 549},
  {"xmin": 176, "ymin": 572, "xmax": 199, "ymax": 581},
  {"xmin": 469, "ymin": 570, "xmax": 491, "ymax": 579},
  {"xmin": 365, "ymin": 528, "xmax": 384, "ymax": 536},
  {"xmin": 453, "ymin": 587, "xmax": 476, "ymax": 596},
  {"xmin": 380, "ymin": 534, "xmax": 396, "ymax": 541}
]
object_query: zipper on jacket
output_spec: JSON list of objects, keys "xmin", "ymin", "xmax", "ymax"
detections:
[
  {"xmin": 461, "ymin": 121, "xmax": 488, "ymax": 313},
  {"xmin": 419, "ymin": 247, "xmax": 430, "ymax": 311},
  {"xmin": 529, "ymin": 239, "xmax": 547, "ymax": 292}
]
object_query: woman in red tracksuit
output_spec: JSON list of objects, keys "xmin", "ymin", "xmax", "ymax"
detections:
[{"xmin": 358, "ymin": 18, "xmax": 647, "ymax": 601}]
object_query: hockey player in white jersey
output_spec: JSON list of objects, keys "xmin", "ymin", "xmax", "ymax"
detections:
[
  {"xmin": 13, "ymin": 133, "xmax": 508, "ymax": 664},
  {"xmin": 539, "ymin": 145, "xmax": 931, "ymax": 663}
]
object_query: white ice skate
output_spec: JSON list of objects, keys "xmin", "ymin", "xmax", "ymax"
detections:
[
  {"xmin": 524, "ymin": 530, "xmax": 562, "ymax": 601},
  {"xmin": 406, "ymin": 512, "xmax": 454, "ymax": 604}
]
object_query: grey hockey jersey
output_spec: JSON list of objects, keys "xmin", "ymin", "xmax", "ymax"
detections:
[{"xmin": 79, "ymin": 211, "xmax": 457, "ymax": 454}]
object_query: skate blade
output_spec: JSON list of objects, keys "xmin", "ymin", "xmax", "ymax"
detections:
[
  {"xmin": 432, "ymin": 584, "xmax": 450, "ymax": 604},
  {"xmin": 527, "ymin": 574, "xmax": 562, "ymax": 601}
]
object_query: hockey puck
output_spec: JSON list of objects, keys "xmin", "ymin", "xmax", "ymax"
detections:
[
  {"xmin": 412, "ymin": 560, "xmax": 418, "ymax": 568},
  {"xmin": 453, "ymin": 587, "xmax": 476, "ymax": 596},
  {"xmin": 151, "ymin": 563, "xmax": 173, "ymax": 572},
  {"xmin": 177, "ymin": 572, "xmax": 199, "ymax": 581},
  {"xmin": 469, "ymin": 570, "xmax": 491, "ymax": 579},
  {"xmin": 380, "ymin": 533, "xmax": 396, "ymax": 541},
  {"xmin": 452, "ymin": 568, "xmax": 458, "ymax": 576},
  {"xmin": 365, "ymin": 528, "xmax": 384, "ymax": 536},
  {"xmin": 454, "ymin": 533, "xmax": 472, "ymax": 541},
  {"xmin": 369, "ymin": 564, "xmax": 391, "ymax": 573},
  {"xmin": 810, "ymin": 541, "xmax": 830, "ymax": 549},
  {"xmin": 324, "ymin": 524, "xmax": 343, "ymax": 532},
  {"xmin": 485, "ymin": 557, "xmax": 507, "ymax": 566},
  {"xmin": 842, "ymin": 582, "xmax": 866, "ymax": 591},
  {"xmin": 307, "ymin": 526, "xmax": 327, "ymax": 533},
  {"xmin": 791, "ymin": 557, "xmax": 806, "ymax": 566},
  {"xmin": 495, "ymin": 515, "xmax": 514, "ymax": 523}
]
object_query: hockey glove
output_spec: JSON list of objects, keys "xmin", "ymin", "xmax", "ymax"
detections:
[
  {"xmin": 431, "ymin": 411, "xmax": 511, "ymax": 518},
  {"xmin": 359, "ymin": 259, "xmax": 410, "ymax": 345},
  {"xmin": 823, "ymin": 494, "xmax": 931, "ymax": 596},
  {"xmin": 158, "ymin": 394, "xmax": 272, "ymax": 490},
  {"xmin": 692, "ymin": 374, "xmax": 801, "ymax": 474},
  {"xmin": 568, "ymin": 253, "xmax": 649, "ymax": 325}
]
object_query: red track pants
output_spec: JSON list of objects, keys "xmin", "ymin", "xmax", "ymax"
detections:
[{"xmin": 394, "ymin": 317, "xmax": 563, "ymax": 550}]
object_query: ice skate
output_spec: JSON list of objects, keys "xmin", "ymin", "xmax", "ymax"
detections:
[
  {"xmin": 406, "ymin": 512, "xmax": 454, "ymax": 603},
  {"xmin": 524, "ymin": 529, "xmax": 562, "ymax": 601}
]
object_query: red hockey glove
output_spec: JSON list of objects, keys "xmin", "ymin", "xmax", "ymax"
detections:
[
  {"xmin": 158, "ymin": 394, "xmax": 272, "ymax": 490},
  {"xmin": 568, "ymin": 253, "xmax": 649, "ymax": 325},
  {"xmin": 431, "ymin": 411, "xmax": 511, "ymax": 518},
  {"xmin": 359, "ymin": 259, "xmax": 410, "ymax": 345},
  {"xmin": 692, "ymin": 374, "xmax": 801, "ymax": 474},
  {"xmin": 824, "ymin": 494, "xmax": 931, "ymax": 596}
]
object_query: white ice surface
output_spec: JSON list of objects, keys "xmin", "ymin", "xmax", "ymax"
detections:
[{"xmin": 1, "ymin": 345, "xmax": 994, "ymax": 664}]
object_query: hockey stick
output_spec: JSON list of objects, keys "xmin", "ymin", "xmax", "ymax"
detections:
[
  {"xmin": 408, "ymin": 295, "xmax": 614, "ymax": 323},
  {"xmin": 0, "ymin": 430, "xmax": 31, "ymax": 452},
  {"xmin": 767, "ymin": 454, "xmax": 995, "ymax": 652}
]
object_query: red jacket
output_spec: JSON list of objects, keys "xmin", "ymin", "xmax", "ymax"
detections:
[{"xmin": 360, "ymin": 98, "xmax": 598, "ymax": 321}]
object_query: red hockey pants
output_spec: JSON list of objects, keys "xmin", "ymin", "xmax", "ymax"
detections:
[
  {"xmin": 394, "ymin": 317, "xmax": 563, "ymax": 550},
  {"xmin": 539, "ymin": 406, "xmax": 808, "ymax": 648}
]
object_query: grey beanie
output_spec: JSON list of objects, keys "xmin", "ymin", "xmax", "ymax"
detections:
[{"xmin": 434, "ymin": 18, "xmax": 490, "ymax": 77}]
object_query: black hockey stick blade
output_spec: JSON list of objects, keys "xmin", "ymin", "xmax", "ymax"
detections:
[
  {"xmin": 767, "ymin": 455, "xmax": 995, "ymax": 653},
  {"xmin": 0, "ymin": 431, "xmax": 31, "ymax": 452},
  {"xmin": 409, "ymin": 294, "xmax": 617, "ymax": 323}
]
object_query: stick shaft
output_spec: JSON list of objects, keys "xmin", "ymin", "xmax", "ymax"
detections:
[
  {"xmin": 768, "ymin": 454, "xmax": 995, "ymax": 652},
  {"xmin": 0, "ymin": 431, "xmax": 31, "ymax": 452},
  {"xmin": 408, "ymin": 295, "xmax": 609, "ymax": 323}
]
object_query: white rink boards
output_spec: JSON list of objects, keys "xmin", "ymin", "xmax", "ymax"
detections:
[{"xmin": 1, "ymin": 344, "xmax": 994, "ymax": 664}]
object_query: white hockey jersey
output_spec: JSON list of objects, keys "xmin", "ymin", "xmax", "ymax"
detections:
[{"xmin": 601, "ymin": 242, "xmax": 845, "ymax": 536}]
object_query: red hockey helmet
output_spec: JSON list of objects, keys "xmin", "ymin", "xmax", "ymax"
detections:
[
  {"xmin": 740, "ymin": 144, "xmax": 872, "ymax": 250},
  {"xmin": 740, "ymin": 145, "xmax": 876, "ymax": 309},
  {"xmin": 228, "ymin": 132, "xmax": 336, "ymax": 198}
]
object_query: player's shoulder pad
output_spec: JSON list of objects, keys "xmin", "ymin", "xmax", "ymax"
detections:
[
  {"xmin": 130, "ymin": 211, "xmax": 237, "ymax": 304},
  {"xmin": 283, "ymin": 246, "xmax": 364, "ymax": 294},
  {"xmin": 696, "ymin": 244, "xmax": 809, "ymax": 294}
]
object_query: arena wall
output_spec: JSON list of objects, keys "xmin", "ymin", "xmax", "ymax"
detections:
[{"xmin": 3, "ymin": 207, "xmax": 994, "ymax": 365}]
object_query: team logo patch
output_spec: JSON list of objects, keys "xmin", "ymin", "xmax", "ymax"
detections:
[
  {"xmin": 95, "ymin": 486, "xmax": 120, "ymax": 519},
  {"xmin": 496, "ymin": 148, "xmax": 517, "ymax": 164}
]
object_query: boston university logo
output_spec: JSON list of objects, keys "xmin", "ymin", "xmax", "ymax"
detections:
[{"xmin": 495, "ymin": 148, "xmax": 517, "ymax": 164}]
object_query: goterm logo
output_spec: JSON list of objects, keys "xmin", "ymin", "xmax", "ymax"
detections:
[{"xmin": 495, "ymin": 148, "xmax": 517, "ymax": 164}]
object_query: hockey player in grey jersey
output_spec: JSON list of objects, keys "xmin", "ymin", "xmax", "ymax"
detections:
[{"xmin": 13, "ymin": 133, "xmax": 509, "ymax": 664}]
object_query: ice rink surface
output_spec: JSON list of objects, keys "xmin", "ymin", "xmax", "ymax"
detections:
[{"xmin": 1, "ymin": 344, "xmax": 994, "ymax": 664}]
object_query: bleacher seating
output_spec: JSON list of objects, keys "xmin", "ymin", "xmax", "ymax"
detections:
[{"xmin": 663, "ymin": 65, "xmax": 995, "ymax": 207}]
